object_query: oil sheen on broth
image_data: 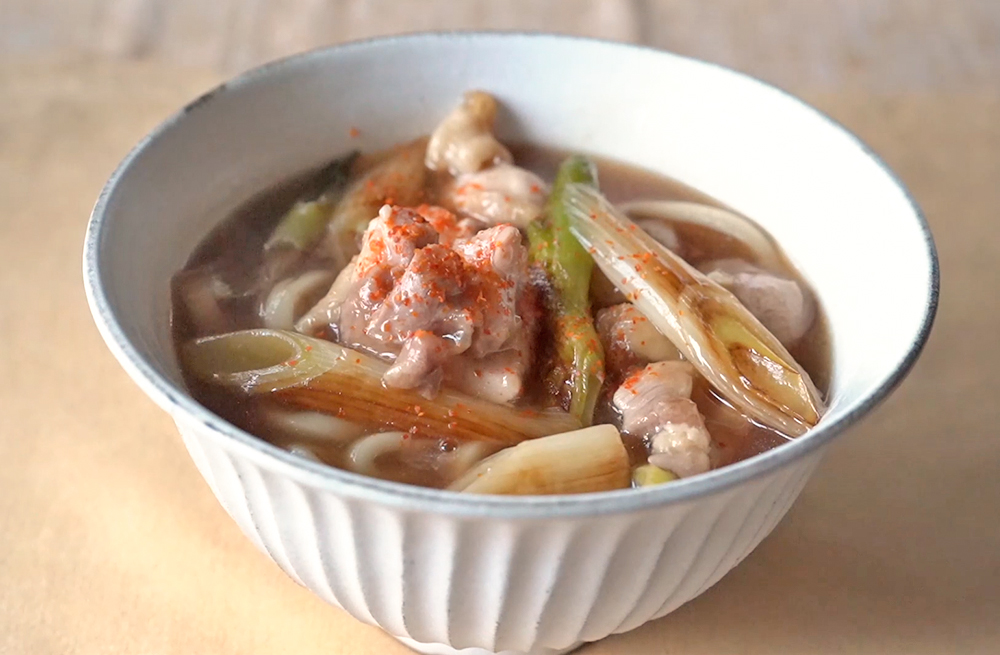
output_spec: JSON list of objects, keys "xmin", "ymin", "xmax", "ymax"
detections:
[{"xmin": 173, "ymin": 142, "xmax": 829, "ymax": 491}]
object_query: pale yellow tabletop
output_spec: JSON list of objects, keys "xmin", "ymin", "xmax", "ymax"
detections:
[{"xmin": 1, "ymin": 3, "xmax": 999, "ymax": 653}]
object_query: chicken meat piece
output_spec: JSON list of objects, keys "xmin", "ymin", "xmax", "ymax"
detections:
[
  {"xmin": 297, "ymin": 204, "xmax": 535, "ymax": 403},
  {"xmin": 596, "ymin": 303, "xmax": 680, "ymax": 379},
  {"xmin": 425, "ymin": 91, "xmax": 513, "ymax": 175},
  {"xmin": 635, "ymin": 218, "xmax": 681, "ymax": 254},
  {"xmin": 446, "ymin": 163, "xmax": 549, "ymax": 229},
  {"xmin": 296, "ymin": 204, "xmax": 477, "ymax": 336},
  {"xmin": 613, "ymin": 361, "xmax": 712, "ymax": 478},
  {"xmin": 702, "ymin": 258, "xmax": 816, "ymax": 346}
]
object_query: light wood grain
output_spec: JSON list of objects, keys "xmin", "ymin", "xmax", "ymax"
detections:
[{"xmin": 2, "ymin": 0, "xmax": 998, "ymax": 89}]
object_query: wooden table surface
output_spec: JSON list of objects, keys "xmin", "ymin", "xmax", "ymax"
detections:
[{"xmin": 1, "ymin": 2, "xmax": 998, "ymax": 653}]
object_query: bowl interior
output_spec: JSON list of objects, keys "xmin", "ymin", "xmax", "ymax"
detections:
[{"xmin": 85, "ymin": 33, "xmax": 935, "ymax": 506}]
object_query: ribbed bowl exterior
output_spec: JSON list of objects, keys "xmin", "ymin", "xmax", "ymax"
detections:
[
  {"xmin": 175, "ymin": 413, "xmax": 823, "ymax": 655},
  {"xmin": 81, "ymin": 32, "xmax": 935, "ymax": 655}
]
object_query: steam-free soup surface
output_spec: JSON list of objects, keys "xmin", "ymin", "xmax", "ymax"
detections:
[{"xmin": 174, "ymin": 145, "xmax": 828, "ymax": 491}]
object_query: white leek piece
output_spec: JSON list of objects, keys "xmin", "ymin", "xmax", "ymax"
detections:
[
  {"xmin": 563, "ymin": 184, "xmax": 823, "ymax": 437},
  {"xmin": 449, "ymin": 424, "xmax": 631, "ymax": 495},
  {"xmin": 182, "ymin": 329, "xmax": 579, "ymax": 446}
]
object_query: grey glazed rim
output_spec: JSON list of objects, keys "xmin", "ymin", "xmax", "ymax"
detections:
[{"xmin": 83, "ymin": 31, "xmax": 940, "ymax": 519}]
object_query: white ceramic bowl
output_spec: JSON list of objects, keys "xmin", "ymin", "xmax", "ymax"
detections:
[{"xmin": 83, "ymin": 33, "xmax": 938, "ymax": 655}]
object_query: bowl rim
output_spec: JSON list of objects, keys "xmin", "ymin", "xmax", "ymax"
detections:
[{"xmin": 83, "ymin": 31, "xmax": 939, "ymax": 519}]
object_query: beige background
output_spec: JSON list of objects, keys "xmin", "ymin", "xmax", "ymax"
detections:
[{"xmin": 1, "ymin": 2, "xmax": 998, "ymax": 654}]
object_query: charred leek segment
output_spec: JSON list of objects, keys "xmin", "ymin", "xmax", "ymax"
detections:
[
  {"xmin": 319, "ymin": 137, "xmax": 429, "ymax": 270},
  {"xmin": 562, "ymin": 185, "xmax": 824, "ymax": 437},
  {"xmin": 265, "ymin": 150, "xmax": 360, "ymax": 252},
  {"xmin": 619, "ymin": 200, "xmax": 784, "ymax": 270},
  {"xmin": 448, "ymin": 424, "xmax": 630, "ymax": 495},
  {"xmin": 528, "ymin": 156, "xmax": 606, "ymax": 425},
  {"xmin": 182, "ymin": 329, "xmax": 579, "ymax": 446}
]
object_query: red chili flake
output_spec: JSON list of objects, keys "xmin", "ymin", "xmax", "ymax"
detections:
[
  {"xmin": 348, "ymin": 126, "xmax": 360, "ymax": 138},
  {"xmin": 448, "ymin": 421, "xmax": 459, "ymax": 430},
  {"xmin": 287, "ymin": 359, "xmax": 299, "ymax": 366},
  {"xmin": 447, "ymin": 408, "xmax": 458, "ymax": 418},
  {"xmin": 355, "ymin": 358, "xmax": 362, "ymax": 364},
  {"xmin": 530, "ymin": 184, "xmax": 540, "ymax": 193},
  {"xmin": 305, "ymin": 345, "xmax": 313, "ymax": 351}
]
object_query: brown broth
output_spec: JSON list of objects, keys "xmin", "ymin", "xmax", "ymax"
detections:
[{"xmin": 173, "ymin": 143, "xmax": 831, "ymax": 490}]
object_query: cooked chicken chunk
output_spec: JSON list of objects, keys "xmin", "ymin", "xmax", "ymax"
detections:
[
  {"xmin": 648, "ymin": 424, "xmax": 713, "ymax": 479},
  {"xmin": 297, "ymin": 204, "xmax": 535, "ymax": 403},
  {"xmin": 596, "ymin": 303, "xmax": 680, "ymax": 378},
  {"xmin": 447, "ymin": 163, "xmax": 549, "ymax": 229},
  {"xmin": 613, "ymin": 361, "xmax": 711, "ymax": 478},
  {"xmin": 635, "ymin": 218, "xmax": 681, "ymax": 254},
  {"xmin": 702, "ymin": 258, "xmax": 816, "ymax": 346},
  {"xmin": 425, "ymin": 91, "xmax": 513, "ymax": 175}
]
